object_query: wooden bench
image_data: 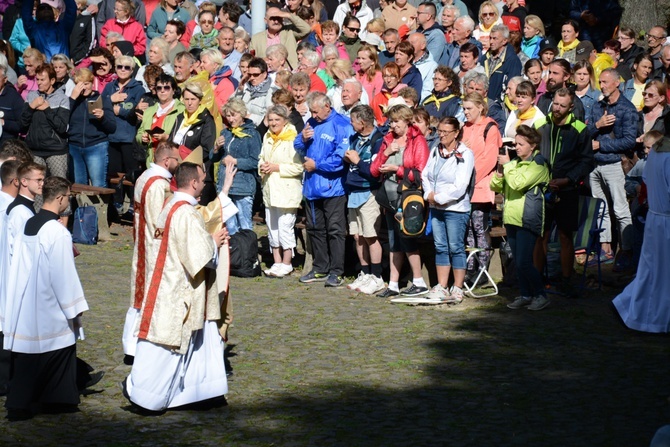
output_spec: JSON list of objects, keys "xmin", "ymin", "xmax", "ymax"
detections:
[{"xmin": 71, "ymin": 183, "xmax": 117, "ymax": 241}]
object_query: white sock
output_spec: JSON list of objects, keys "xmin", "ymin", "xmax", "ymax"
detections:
[
  {"xmin": 413, "ymin": 277, "xmax": 427, "ymax": 288},
  {"xmin": 388, "ymin": 281, "xmax": 399, "ymax": 292}
]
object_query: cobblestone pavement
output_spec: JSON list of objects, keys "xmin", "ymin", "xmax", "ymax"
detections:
[{"xmin": 1, "ymin": 224, "xmax": 669, "ymax": 447}]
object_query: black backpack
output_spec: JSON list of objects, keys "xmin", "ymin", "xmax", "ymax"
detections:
[
  {"xmin": 229, "ymin": 229, "xmax": 261, "ymax": 277},
  {"xmin": 397, "ymin": 168, "xmax": 427, "ymax": 238}
]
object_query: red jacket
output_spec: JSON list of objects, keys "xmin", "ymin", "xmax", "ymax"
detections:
[
  {"xmin": 100, "ymin": 17, "xmax": 147, "ymax": 56},
  {"xmin": 370, "ymin": 124, "xmax": 429, "ymax": 183}
]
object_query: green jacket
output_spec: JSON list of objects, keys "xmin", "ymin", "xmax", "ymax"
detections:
[
  {"xmin": 136, "ymin": 100, "xmax": 185, "ymax": 167},
  {"xmin": 490, "ymin": 150, "xmax": 550, "ymax": 236}
]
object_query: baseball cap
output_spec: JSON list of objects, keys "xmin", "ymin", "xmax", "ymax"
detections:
[
  {"xmin": 539, "ymin": 38, "xmax": 558, "ymax": 55},
  {"xmin": 575, "ymin": 40, "xmax": 596, "ymax": 62}
]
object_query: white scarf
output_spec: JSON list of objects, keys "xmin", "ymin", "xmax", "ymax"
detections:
[{"xmin": 156, "ymin": 100, "xmax": 175, "ymax": 118}]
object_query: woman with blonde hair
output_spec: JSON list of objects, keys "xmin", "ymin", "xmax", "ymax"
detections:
[
  {"xmin": 16, "ymin": 48, "xmax": 46, "ymax": 100},
  {"xmin": 258, "ymin": 104, "xmax": 304, "ymax": 277},
  {"xmin": 200, "ymin": 47, "xmax": 236, "ymax": 109},
  {"xmin": 212, "ymin": 97, "xmax": 262, "ymax": 234},
  {"xmin": 355, "ymin": 44, "xmax": 383, "ymax": 100},
  {"xmin": 521, "ymin": 15, "xmax": 545, "ymax": 59},
  {"xmin": 473, "ymin": 1, "xmax": 502, "ymax": 54},
  {"xmin": 135, "ymin": 37, "xmax": 175, "ymax": 90}
]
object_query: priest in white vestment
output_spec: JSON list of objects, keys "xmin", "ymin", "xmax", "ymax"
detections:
[
  {"xmin": 0, "ymin": 160, "xmax": 21, "ymax": 396},
  {"xmin": 125, "ymin": 162, "xmax": 230, "ymax": 411},
  {"xmin": 3, "ymin": 177, "xmax": 88, "ymax": 421},
  {"xmin": 123, "ymin": 144, "xmax": 238, "ymax": 360}
]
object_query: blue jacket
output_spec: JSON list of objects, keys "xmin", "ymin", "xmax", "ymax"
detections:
[
  {"xmin": 587, "ymin": 93, "xmax": 639, "ymax": 165},
  {"xmin": 101, "ymin": 78, "xmax": 145, "ymax": 143},
  {"xmin": 212, "ymin": 119, "xmax": 262, "ymax": 197},
  {"xmin": 344, "ymin": 127, "xmax": 383, "ymax": 193},
  {"xmin": 578, "ymin": 86, "xmax": 601, "ymax": 126},
  {"xmin": 620, "ymin": 77, "xmax": 648, "ymax": 108},
  {"xmin": 147, "ymin": 6, "xmax": 191, "ymax": 40},
  {"xmin": 480, "ymin": 45, "xmax": 523, "ymax": 102},
  {"xmin": 294, "ymin": 110, "xmax": 353, "ymax": 200},
  {"xmin": 68, "ymin": 91, "xmax": 117, "ymax": 147},
  {"xmin": 401, "ymin": 65, "xmax": 423, "ymax": 101},
  {"xmin": 22, "ymin": 0, "xmax": 76, "ymax": 60}
]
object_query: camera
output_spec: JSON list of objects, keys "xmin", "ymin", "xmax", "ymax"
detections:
[{"xmin": 500, "ymin": 138, "xmax": 517, "ymax": 159}]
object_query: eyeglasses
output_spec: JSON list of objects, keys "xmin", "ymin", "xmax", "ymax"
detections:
[
  {"xmin": 268, "ymin": 16, "xmax": 282, "ymax": 21},
  {"xmin": 382, "ymin": 74, "xmax": 398, "ymax": 79},
  {"xmin": 417, "ymin": 10, "xmax": 431, "ymax": 15},
  {"xmin": 155, "ymin": 85, "xmax": 172, "ymax": 91},
  {"xmin": 646, "ymin": 34, "xmax": 664, "ymax": 40},
  {"xmin": 116, "ymin": 65, "xmax": 132, "ymax": 71},
  {"xmin": 433, "ymin": 76, "xmax": 447, "ymax": 82},
  {"xmin": 346, "ymin": 26, "xmax": 360, "ymax": 32},
  {"xmin": 481, "ymin": 12, "xmax": 495, "ymax": 17},
  {"xmin": 248, "ymin": 72, "xmax": 262, "ymax": 77},
  {"xmin": 200, "ymin": 19, "xmax": 213, "ymax": 24},
  {"xmin": 26, "ymin": 178, "xmax": 45, "ymax": 184},
  {"xmin": 437, "ymin": 129, "xmax": 457, "ymax": 134},
  {"xmin": 642, "ymin": 92, "xmax": 658, "ymax": 97}
]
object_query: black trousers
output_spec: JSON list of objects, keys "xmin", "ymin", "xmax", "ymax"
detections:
[
  {"xmin": 108, "ymin": 142, "xmax": 139, "ymax": 205},
  {"xmin": 0, "ymin": 332, "xmax": 10, "ymax": 393},
  {"xmin": 6, "ymin": 344, "xmax": 79, "ymax": 411},
  {"xmin": 305, "ymin": 195, "xmax": 347, "ymax": 276}
]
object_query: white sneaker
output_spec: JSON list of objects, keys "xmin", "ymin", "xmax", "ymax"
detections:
[
  {"xmin": 425, "ymin": 284, "xmax": 449, "ymax": 301},
  {"xmin": 358, "ymin": 275, "xmax": 385, "ymax": 295},
  {"xmin": 528, "ymin": 295, "xmax": 550, "ymax": 311},
  {"xmin": 347, "ymin": 272, "xmax": 369, "ymax": 290},
  {"xmin": 264, "ymin": 263, "xmax": 282, "ymax": 277},
  {"xmin": 278, "ymin": 263, "xmax": 293, "ymax": 276}
]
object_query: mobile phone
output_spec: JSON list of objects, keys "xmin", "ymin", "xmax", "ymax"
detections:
[{"xmin": 498, "ymin": 146, "xmax": 507, "ymax": 156}]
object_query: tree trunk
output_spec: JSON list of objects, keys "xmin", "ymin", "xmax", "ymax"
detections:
[{"xmin": 620, "ymin": 0, "xmax": 670, "ymax": 37}]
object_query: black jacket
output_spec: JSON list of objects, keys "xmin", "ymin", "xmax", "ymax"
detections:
[
  {"xmin": 169, "ymin": 109, "xmax": 216, "ymax": 157},
  {"xmin": 70, "ymin": 13, "xmax": 96, "ymax": 65},
  {"xmin": 0, "ymin": 84, "xmax": 25, "ymax": 143},
  {"xmin": 534, "ymin": 112, "xmax": 594, "ymax": 189},
  {"xmin": 21, "ymin": 88, "xmax": 70, "ymax": 156},
  {"xmin": 537, "ymin": 87, "xmax": 586, "ymax": 123}
]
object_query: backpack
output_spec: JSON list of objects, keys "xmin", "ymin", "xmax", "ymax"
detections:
[
  {"xmin": 229, "ymin": 229, "xmax": 261, "ymax": 277},
  {"xmin": 72, "ymin": 204, "xmax": 98, "ymax": 245},
  {"xmin": 396, "ymin": 168, "xmax": 427, "ymax": 238}
]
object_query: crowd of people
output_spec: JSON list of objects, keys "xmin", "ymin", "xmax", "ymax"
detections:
[{"xmin": 0, "ymin": 0, "xmax": 669, "ymax": 420}]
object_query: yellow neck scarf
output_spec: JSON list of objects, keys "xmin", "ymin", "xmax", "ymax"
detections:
[
  {"xmin": 231, "ymin": 126, "xmax": 250, "ymax": 138},
  {"xmin": 479, "ymin": 22, "xmax": 496, "ymax": 34},
  {"xmin": 183, "ymin": 104, "xmax": 207, "ymax": 127},
  {"xmin": 423, "ymin": 93, "xmax": 456, "ymax": 109},
  {"xmin": 271, "ymin": 125, "xmax": 298, "ymax": 145},
  {"xmin": 516, "ymin": 107, "xmax": 537, "ymax": 127},
  {"xmin": 558, "ymin": 39, "xmax": 580, "ymax": 56},
  {"xmin": 504, "ymin": 96, "xmax": 518, "ymax": 111}
]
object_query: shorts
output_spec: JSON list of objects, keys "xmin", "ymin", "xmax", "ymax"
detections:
[
  {"xmin": 348, "ymin": 194, "xmax": 382, "ymax": 238},
  {"xmin": 385, "ymin": 211, "xmax": 419, "ymax": 253},
  {"xmin": 544, "ymin": 189, "xmax": 579, "ymax": 232}
]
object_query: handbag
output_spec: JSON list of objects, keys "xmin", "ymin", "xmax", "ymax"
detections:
[
  {"xmin": 374, "ymin": 176, "xmax": 400, "ymax": 211},
  {"xmin": 72, "ymin": 204, "xmax": 98, "ymax": 245}
]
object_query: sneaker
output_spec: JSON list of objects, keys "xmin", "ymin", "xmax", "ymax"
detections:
[
  {"xmin": 376, "ymin": 288, "xmax": 399, "ymax": 298},
  {"xmin": 528, "ymin": 295, "xmax": 550, "ymax": 311},
  {"xmin": 299, "ymin": 270, "xmax": 328, "ymax": 283},
  {"xmin": 278, "ymin": 263, "xmax": 294, "ymax": 276},
  {"xmin": 347, "ymin": 272, "xmax": 370, "ymax": 290},
  {"xmin": 444, "ymin": 286, "xmax": 464, "ymax": 304},
  {"xmin": 400, "ymin": 284, "xmax": 429, "ymax": 296},
  {"xmin": 507, "ymin": 296, "xmax": 532, "ymax": 309},
  {"xmin": 264, "ymin": 263, "xmax": 282, "ymax": 277},
  {"xmin": 425, "ymin": 284, "xmax": 449, "ymax": 301},
  {"xmin": 324, "ymin": 274, "xmax": 344, "ymax": 287},
  {"xmin": 358, "ymin": 275, "xmax": 386, "ymax": 295}
]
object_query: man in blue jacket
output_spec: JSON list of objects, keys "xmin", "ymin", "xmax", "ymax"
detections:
[
  {"xmin": 587, "ymin": 68, "xmax": 638, "ymax": 271},
  {"xmin": 294, "ymin": 92, "xmax": 354, "ymax": 287},
  {"xmin": 22, "ymin": 0, "xmax": 77, "ymax": 60},
  {"xmin": 480, "ymin": 24, "xmax": 522, "ymax": 102}
]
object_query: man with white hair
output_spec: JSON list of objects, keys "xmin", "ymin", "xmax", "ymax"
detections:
[
  {"xmin": 297, "ymin": 50, "xmax": 327, "ymax": 93},
  {"xmin": 338, "ymin": 79, "xmax": 364, "ymax": 117},
  {"xmin": 408, "ymin": 32, "xmax": 438, "ymax": 101},
  {"xmin": 443, "ymin": 15, "xmax": 480, "ymax": 68},
  {"xmin": 481, "ymin": 24, "xmax": 522, "ymax": 102}
]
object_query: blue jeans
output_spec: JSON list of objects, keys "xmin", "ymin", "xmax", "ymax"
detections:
[
  {"xmin": 506, "ymin": 224, "xmax": 545, "ymax": 298},
  {"xmin": 225, "ymin": 195, "xmax": 254, "ymax": 235},
  {"xmin": 431, "ymin": 209, "xmax": 470, "ymax": 269},
  {"xmin": 69, "ymin": 142, "xmax": 109, "ymax": 187}
]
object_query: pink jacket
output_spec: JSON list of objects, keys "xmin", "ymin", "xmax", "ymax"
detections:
[
  {"xmin": 356, "ymin": 70, "xmax": 383, "ymax": 103},
  {"xmin": 316, "ymin": 42, "xmax": 349, "ymax": 69},
  {"xmin": 100, "ymin": 17, "xmax": 147, "ymax": 56},
  {"xmin": 461, "ymin": 116, "xmax": 501, "ymax": 204}
]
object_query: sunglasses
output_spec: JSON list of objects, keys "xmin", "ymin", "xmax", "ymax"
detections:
[
  {"xmin": 481, "ymin": 12, "xmax": 495, "ymax": 17},
  {"xmin": 116, "ymin": 65, "xmax": 132, "ymax": 71},
  {"xmin": 200, "ymin": 19, "xmax": 213, "ymax": 24},
  {"xmin": 248, "ymin": 72, "xmax": 262, "ymax": 77},
  {"xmin": 642, "ymin": 92, "xmax": 658, "ymax": 97},
  {"xmin": 346, "ymin": 26, "xmax": 361, "ymax": 32},
  {"xmin": 156, "ymin": 85, "xmax": 172, "ymax": 91}
]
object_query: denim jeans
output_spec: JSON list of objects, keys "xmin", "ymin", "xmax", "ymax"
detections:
[
  {"xmin": 506, "ymin": 224, "xmax": 545, "ymax": 298},
  {"xmin": 69, "ymin": 141, "xmax": 109, "ymax": 187},
  {"xmin": 225, "ymin": 195, "xmax": 254, "ymax": 235},
  {"xmin": 431, "ymin": 209, "xmax": 470, "ymax": 269}
]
